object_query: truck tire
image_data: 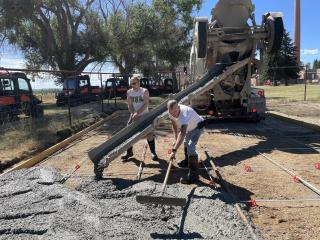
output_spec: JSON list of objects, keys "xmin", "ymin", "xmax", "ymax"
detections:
[
  {"xmin": 56, "ymin": 101, "xmax": 64, "ymax": 107},
  {"xmin": 0, "ymin": 110, "xmax": 11, "ymax": 124},
  {"xmin": 31, "ymin": 105, "xmax": 44, "ymax": 118},
  {"xmin": 197, "ymin": 21, "xmax": 208, "ymax": 58},
  {"xmin": 264, "ymin": 16, "xmax": 284, "ymax": 53}
]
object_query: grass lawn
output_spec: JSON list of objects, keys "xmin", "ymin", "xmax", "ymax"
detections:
[
  {"xmin": 260, "ymin": 84, "xmax": 320, "ymax": 103},
  {"xmin": 150, "ymin": 94, "xmax": 168, "ymax": 107}
]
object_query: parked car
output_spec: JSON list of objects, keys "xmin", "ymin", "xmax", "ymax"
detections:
[{"xmin": 262, "ymin": 80, "xmax": 281, "ymax": 86}]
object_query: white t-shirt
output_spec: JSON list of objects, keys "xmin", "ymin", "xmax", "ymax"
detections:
[
  {"xmin": 127, "ymin": 87, "xmax": 149, "ymax": 115},
  {"xmin": 169, "ymin": 104, "xmax": 204, "ymax": 132}
]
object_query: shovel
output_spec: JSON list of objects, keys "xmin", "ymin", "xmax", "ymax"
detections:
[{"xmin": 136, "ymin": 158, "xmax": 187, "ymax": 207}]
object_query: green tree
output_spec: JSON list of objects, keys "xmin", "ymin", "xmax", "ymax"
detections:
[
  {"xmin": 0, "ymin": 0, "xmax": 109, "ymax": 77},
  {"xmin": 148, "ymin": 0, "xmax": 202, "ymax": 92},
  {"xmin": 312, "ymin": 59, "xmax": 320, "ymax": 69},
  {"xmin": 261, "ymin": 30, "xmax": 300, "ymax": 86},
  {"xmin": 306, "ymin": 62, "xmax": 311, "ymax": 70},
  {"xmin": 1, "ymin": 0, "xmax": 202, "ymax": 80},
  {"xmin": 152, "ymin": 0, "xmax": 202, "ymax": 71},
  {"xmin": 99, "ymin": 0, "xmax": 202, "ymax": 76},
  {"xmin": 99, "ymin": 1, "xmax": 159, "ymax": 74}
]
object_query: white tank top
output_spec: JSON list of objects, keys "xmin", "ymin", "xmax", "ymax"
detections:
[{"xmin": 127, "ymin": 87, "xmax": 149, "ymax": 115}]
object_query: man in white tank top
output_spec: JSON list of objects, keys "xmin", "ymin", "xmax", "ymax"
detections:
[
  {"xmin": 167, "ymin": 100, "xmax": 205, "ymax": 184},
  {"xmin": 121, "ymin": 77, "xmax": 158, "ymax": 160}
]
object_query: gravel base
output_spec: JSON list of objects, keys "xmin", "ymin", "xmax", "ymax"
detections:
[{"xmin": 0, "ymin": 168, "xmax": 258, "ymax": 239}]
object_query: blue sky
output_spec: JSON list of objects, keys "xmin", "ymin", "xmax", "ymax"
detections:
[
  {"xmin": 0, "ymin": 0, "xmax": 319, "ymax": 72},
  {"xmin": 197, "ymin": 0, "xmax": 320, "ymax": 64}
]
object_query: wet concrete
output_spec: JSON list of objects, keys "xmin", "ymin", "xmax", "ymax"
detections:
[{"xmin": 0, "ymin": 167, "xmax": 258, "ymax": 239}]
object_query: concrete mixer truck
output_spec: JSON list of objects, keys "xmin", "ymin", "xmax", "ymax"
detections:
[{"xmin": 189, "ymin": 0, "xmax": 284, "ymax": 121}]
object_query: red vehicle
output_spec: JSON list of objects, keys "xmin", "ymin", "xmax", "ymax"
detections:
[
  {"xmin": 0, "ymin": 72, "xmax": 43, "ymax": 122},
  {"xmin": 56, "ymin": 75, "xmax": 105, "ymax": 107},
  {"xmin": 262, "ymin": 80, "xmax": 280, "ymax": 86},
  {"xmin": 155, "ymin": 78, "xmax": 174, "ymax": 93},
  {"xmin": 263, "ymin": 80, "xmax": 273, "ymax": 86},
  {"xmin": 105, "ymin": 77, "xmax": 129, "ymax": 99}
]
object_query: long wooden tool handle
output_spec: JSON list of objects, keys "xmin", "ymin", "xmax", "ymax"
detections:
[
  {"xmin": 161, "ymin": 158, "xmax": 174, "ymax": 194},
  {"xmin": 136, "ymin": 142, "xmax": 148, "ymax": 180},
  {"xmin": 204, "ymin": 151, "xmax": 217, "ymax": 171},
  {"xmin": 127, "ymin": 114, "xmax": 133, "ymax": 125}
]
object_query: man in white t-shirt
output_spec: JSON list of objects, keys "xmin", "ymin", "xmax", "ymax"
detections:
[
  {"xmin": 167, "ymin": 100, "xmax": 205, "ymax": 184},
  {"xmin": 121, "ymin": 76, "xmax": 158, "ymax": 160}
]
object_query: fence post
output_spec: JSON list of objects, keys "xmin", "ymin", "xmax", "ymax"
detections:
[
  {"xmin": 114, "ymin": 79, "xmax": 117, "ymax": 107},
  {"xmin": 99, "ymin": 72, "xmax": 104, "ymax": 113},
  {"xmin": 66, "ymin": 79, "xmax": 72, "ymax": 127},
  {"xmin": 304, "ymin": 65, "xmax": 307, "ymax": 101}
]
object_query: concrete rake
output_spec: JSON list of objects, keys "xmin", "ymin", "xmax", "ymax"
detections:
[{"xmin": 136, "ymin": 158, "xmax": 187, "ymax": 207}]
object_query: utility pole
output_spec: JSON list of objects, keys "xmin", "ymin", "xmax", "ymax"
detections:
[{"xmin": 294, "ymin": 0, "xmax": 301, "ymax": 64}]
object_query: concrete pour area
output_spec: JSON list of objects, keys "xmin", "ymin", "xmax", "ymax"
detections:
[{"xmin": 0, "ymin": 167, "xmax": 258, "ymax": 239}]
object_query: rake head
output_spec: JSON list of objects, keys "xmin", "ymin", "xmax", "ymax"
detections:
[{"xmin": 136, "ymin": 195, "xmax": 186, "ymax": 207}]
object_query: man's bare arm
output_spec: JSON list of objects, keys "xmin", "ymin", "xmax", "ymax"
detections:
[
  {"xmin": 137, "ymin": 89, "xmax": 149, "ymax": 115},
  {"xmin": 171, "ymin": 119, "xmax": 178, "ymax": 140},
  {"xmin": 127, "ymin": 93, "xmax": 134, "ymax": 114},
  {"xmin": 173, "ymin": 125, "xmax": 187, "ymax": 151}
]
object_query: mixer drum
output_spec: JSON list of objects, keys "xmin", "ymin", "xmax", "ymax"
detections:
[{"xmin": 212, "ymin": 0, "xmax": 254, "ymax": 28}]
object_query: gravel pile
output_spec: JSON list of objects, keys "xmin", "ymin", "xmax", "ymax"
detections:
[{"xmin": 0, "ymin": 167, "xmax": 258, "ymax": 239}]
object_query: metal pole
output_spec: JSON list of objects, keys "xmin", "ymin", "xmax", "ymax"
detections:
[
  {"xmin": 304, "ymin": 65, "xmax": 307, "ymax": 101},
  {"xmin": 294, "ymin": 0, "xmax": 301, "ymax": 64},
  {"xmin": 178, "ymin": 72, "xmax": 181, "ymax": 91},
  {"xmin": 99, "ymin": 72, "xmax": 104, "ymax": 112},
  {"xmin": 66, "ymin": 80, "xmax": 72, "ymax": 127},
  {"xmin": 114, "ymin": 80, "xmax": 117, "ymax": 107}
]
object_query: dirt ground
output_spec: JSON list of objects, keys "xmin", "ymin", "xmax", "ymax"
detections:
[
  {"xmin": 22, "ymin": 110, "xmax": 318, "ymax": 240},
  {"xmin": 267, "ymin": 101, "xmax": 320, "ymax": 126},
  {"xmin": 203, "ymin": 119, "xmax": 320, "ymax": 240}
]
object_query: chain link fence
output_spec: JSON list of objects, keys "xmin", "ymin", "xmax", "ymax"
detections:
[{"xmin": 0, "ymin": 68, "xmax": 185, "ymax": 169}]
